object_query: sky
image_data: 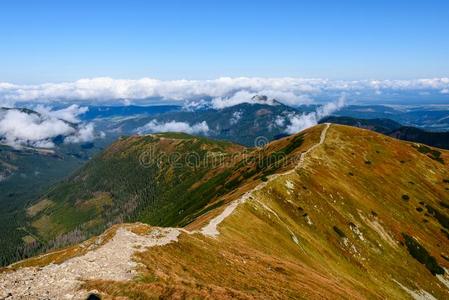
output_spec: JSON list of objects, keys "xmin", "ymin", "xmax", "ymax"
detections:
[{"xmin": 1, "ymin": 0, "xmax": 449, "ymax": 84}]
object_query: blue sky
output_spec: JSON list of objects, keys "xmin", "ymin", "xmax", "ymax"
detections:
[{"xmin": 1, "ymin": 0, "xmax": 449, "ymax": 83}]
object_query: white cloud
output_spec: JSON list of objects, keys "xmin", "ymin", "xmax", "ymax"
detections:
[
  {"xmin": 136, "ymin": 120, "xmax": 210, "ymax": 135},
  {"xmin": 285, "ymin": 96, "xmax": 346, "ymax": 134},
  {"xmin": 1, "ymin": 77, "xmax": 448, "ymax": 108},
  {"xmin": 211, "ymin": 92, "xmax": 280, "ymax": 109},
  {"xmin": 230, "ymin": 111, "xmax": 243, "ymax": 125},
  {"xmin": 64, "ymin": 123, "xmax": 96, "ymax": 144},
  {"xmin": 274, "ymin": 115, "xmax": 286, "ymax": 127},
  {"xmin": 34, "ymin": 104, "xmax": 88, "ymax": 123},
  {"xmin": 0, "ymin": 107, "xmax": 97, "ymax": 148}
]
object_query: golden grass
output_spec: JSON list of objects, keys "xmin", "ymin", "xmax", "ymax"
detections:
[
  {"xmin": 26, "ymin": 198, "xmax": 54, "ymax": 217},
  {"xmin": 21, "ymin": 235, "xmax": 36, "ymax": 244}
]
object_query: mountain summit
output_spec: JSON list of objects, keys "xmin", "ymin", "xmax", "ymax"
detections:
[
  {"xmin": 1, "ymin": 124, "xmax": 449, "ymax": 299},
  {"xmin": 250, "ymin": 94, "xmax": 281, "ymax": 106}
]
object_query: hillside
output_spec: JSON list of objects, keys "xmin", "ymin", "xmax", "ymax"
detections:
[
  {"xmin": 12, "ymin": 127, "xmax": 315, "ymax": 264},
  {"xmin": 321, "ymin": 116, "xmax": 449, "ymax": 150},
  {"xmin": 0, "ymin": 107, "xmax": 109, "ymax": 266},
  {"xmin": 2, "ymin": 124, "xmax": 449, "ymax": 299}
]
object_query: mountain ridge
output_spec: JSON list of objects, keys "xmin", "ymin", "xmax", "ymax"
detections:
[
  {"xmin": 2, "ymin": 124, "xmax": 449, "ymax": 299},
  {"xmin": 321, "ymin": 115, "xmax": 449, "ymax": 150}
]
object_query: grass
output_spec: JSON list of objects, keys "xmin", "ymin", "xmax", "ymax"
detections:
[{"xmin": 26, "ymin": 199, "xmax": 54, "ymax": 217}]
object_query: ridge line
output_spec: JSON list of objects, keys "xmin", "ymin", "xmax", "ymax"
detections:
[{"xmin": 201, "ymin": 123, "xmax": 331, "ymax": 237}]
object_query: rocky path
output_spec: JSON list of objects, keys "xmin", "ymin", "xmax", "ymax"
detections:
[{"xmin": 0, "ymin": 227, "xmax": 180, "ymax": 299}]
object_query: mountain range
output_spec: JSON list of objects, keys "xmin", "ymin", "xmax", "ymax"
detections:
[
  {"xmin": 1, "ymin": 124, "xmax": 449, "ymax": 299},
  {"xmin": 1, "ymin": 101, "xmax": 449, "ymax": 269}
]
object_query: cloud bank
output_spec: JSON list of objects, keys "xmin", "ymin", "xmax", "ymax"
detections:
[
  {"xmin": 0, "ymin": 106, "xmax": 98, "ymax": 148},
  {"xmin": 284, "ymin": 96, "xmax": 346, "ymax": 134},
  {"xmin": 136, "ymin": 120, "xmax": 210, "ymax": 135},
  {"xmin": 1, "ymin": 77, "xmax": 448, "ymax": 108}
]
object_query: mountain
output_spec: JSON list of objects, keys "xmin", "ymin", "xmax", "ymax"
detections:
[
  {"xmin": 334, "ymin": 105, "xmax": 449, "ymax": 131},
  {"xmin": 12, "ymin": 127, "xmax": 311, "ymax": 264},
  {"xmin": 113, "ymin": 100, "xmax": 300, "ymax": 146},
  {"xmin": 321, "ymin": 116, "xmax": 449, "ymax": 150},
  {"xmin": 2, "ymin": 124, "xmax": 449, "ymax": 299},
  {"xmin": 320, "ymin": 116, "xmax": 402, "ymax": 134},
  {"xmin": 388, "ymin": 126, "xmax": 449, "ymax": 150},
  {"xmin": 81, "ymin": 105, "xmax": 181, "ymax": 120}
]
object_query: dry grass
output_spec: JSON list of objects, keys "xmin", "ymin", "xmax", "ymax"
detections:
[{"xmin": 26, "ymin": 198, "xmax": 54, "ymax": 217}]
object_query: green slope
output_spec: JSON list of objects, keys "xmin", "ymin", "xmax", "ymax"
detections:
[{"xmin": 17, "ymin": 129, "xmax": 318, "ymax": 266}]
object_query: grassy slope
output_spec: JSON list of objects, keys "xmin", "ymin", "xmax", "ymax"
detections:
[
  {"xmin": 0, "ymin": 143, "xmax": 100, "ymax": 266},
  {"xmin": 81, "ymin": 125, "xmax": 449, "ymax": 299},
  {"xmin": 23, "ymin": 129, "xmax": 314, "ymax": 261}
]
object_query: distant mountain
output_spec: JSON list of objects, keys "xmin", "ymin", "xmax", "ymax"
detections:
[
  {"xmin": 334, "ymin": 105, "xmax": 449, "ymax": 131},
  {"xmin": 81, "ymin": 105, "xmax": 181, "ymax": 120},
  {"xmin": 320, "ymin": 116, "xmax": 402, "ymax": 134},
  {"xmin": 113, "ymin": 100, "xmax": 300, "ymax": 146},
  {"xmin": 321, "ymin": 116, "xmax": 449, "ymax": 149},
  {"xmin": 3, "ymin": 124, "xmax": 449, "ymax": 299},
  {"xmin": 388, "ymin": 126, "xmax": 449, "ymax": 150}
]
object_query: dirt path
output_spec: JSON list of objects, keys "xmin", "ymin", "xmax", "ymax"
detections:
[
  {"xmin": 0, "ymin": 227, "xmax": 180, "ymax": 300},
  {"xmin": 202, "ymin": 123, "xmax": 331, "ymax": 237}
]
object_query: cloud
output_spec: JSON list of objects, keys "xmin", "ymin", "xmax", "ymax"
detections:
[
  {"xmin": 230, "ymin": 111, "xmax": 243, "ymax": 125},
  {"xmin": 136, "ymin": 120, "xmax": 210, "ymax": 135},
  {"xmin": 64, "ymin": 123, "xmax": 96, "ymax": 144},
  {"xmin": 1, "ymin": 77, "xmax": 448, "ymax": 108},
  {"xmin": 274, "ymin": 115, "xmax": 286, "ymax": 127},
  {"xmin": 34, "ymin": 104, "xmax": 88, "ymax": 123},
  {"xmin": 0, "ymin": 107, "xmax": 97, "ymax": 148},
  {"xmin": 284, "ymin": 96, "xmax": 346, "ymax": 134},
  {"xmin": 211, "ymin": 92, "xmax": 281, "ymax": 109}
]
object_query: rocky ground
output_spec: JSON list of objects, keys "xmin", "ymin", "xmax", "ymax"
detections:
[{"xmin": 0, "ymin": 227, "xmax": 180, "ymax": 299}]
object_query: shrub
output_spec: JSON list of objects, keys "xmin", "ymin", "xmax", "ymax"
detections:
[
  {"xmin": 413, "ymin": 145, "xmax": 444, "ymax": 164},
  {"xmin": 425, "ymin": 204, "xmax": 449, "ymax": 229},
  {"xmin": 333, "ymin": 226, "xmax": 346, "ymax": 238},
  {"xmin": 402, "ymin": 194, "xmax": 410, "ymax": 201},
  {"xmin": 402, "ymin": 233, "xmax": 444, "ymax": 275},
  {"xmin": 439, "ymin": 201, "xmax": 449, "ymax": 210}
]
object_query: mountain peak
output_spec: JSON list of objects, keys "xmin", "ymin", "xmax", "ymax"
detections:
[{"xmin": 251, "ymin": 94, "xmax": 281, "ymax": 106}]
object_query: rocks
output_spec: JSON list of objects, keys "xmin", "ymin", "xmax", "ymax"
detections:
[{"xmin": 0, "ymin": 227, "xmax": 180, "ymax": 299}]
